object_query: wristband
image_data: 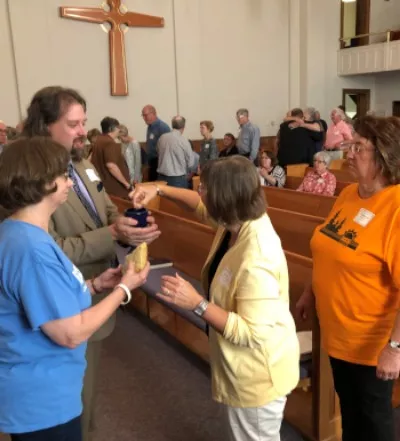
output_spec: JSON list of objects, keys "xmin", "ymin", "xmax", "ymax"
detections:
[{"xmin": 117, "ymin": 283, "xmax": 132, "ymax": 305}]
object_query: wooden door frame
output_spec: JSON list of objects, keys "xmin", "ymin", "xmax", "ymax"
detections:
[
  {"xmin": 340, "ymin": 0, "xmax": 371, "ymax": 49},
  {"xmin": 342, "ymin": 88, "xmax": 371, "ymax": 117}
]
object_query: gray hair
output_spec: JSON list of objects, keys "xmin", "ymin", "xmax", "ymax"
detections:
[
  {"xmin": 314, "ymin": 151, "xmax": 332, "ymax": 168},
  {"xmin": 304, "ymin": 107, "xmax": 318, "ymax": 121},
  {"xmin": 236, "ymin": 108, "xmax": 249, "ymax": 118},
  {"xmin": 172, "ymin": 115, "xmax": 186, "ymax": 130},
  {"xmin": 331, "ymin": 107, "xmax": 346, "ymax": 121}
]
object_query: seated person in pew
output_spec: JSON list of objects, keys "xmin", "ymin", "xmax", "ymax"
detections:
[
  {"xmin": 0, "ymin": 137, "xmax": 149, "ymax": 441},
  {"xmin": 219, "ymin": 133, "xmax": 239, "ymax": 157},
  {"xmin": 257, "ymin": 150, "xmax": 286, "ymax": 187},
  {"xmin": 132, "ymin": 156, "xmax": 300, "ymax": 441},
  {"xmin": 296, "ymin": 116, "xmax": 400, "ymax": 441},
  {"xmin": 296, "ymin": 151, "xmax": 336, "ymax": 196}
]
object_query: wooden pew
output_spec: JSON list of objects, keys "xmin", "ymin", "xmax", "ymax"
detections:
[
  {"xmin": 263, "ymin": 187, "xmax": 335, "ymax": 218},
  {"xmin": 285, "ymin": 175, "xmax": 351, "ymax": 197},
  {"xmin": 157, "ymin": 198, "xmax": 322, "ymax": 258},
  {"xmin": 194, "ymin": 177, "xmax": 335, "ymax": 218},
  {"xmin": 286, "ymin": 163, "xmax": 310, "ymax": 177},
  {"xmin": 110, "ymin": 195, "xmax": 341, "ymax": 441}
]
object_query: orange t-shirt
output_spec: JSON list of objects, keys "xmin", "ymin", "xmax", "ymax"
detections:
[{"xmin": 311, "ymin": 183, "xmax": 400, "ymax": 366}]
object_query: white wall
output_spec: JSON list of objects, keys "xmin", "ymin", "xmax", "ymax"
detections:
[
  {"xmin": 370, "ymin": 0, "xmax": 400, "ymax": 39},
  {"xmin": 374, "ymin": 71, "xmax": 400, "ymax": 115},
  {"xmin": 0, "ymin": 0, "xmax": 20, "ymax": 125},
  {"xmin": 4, "ymin": 0, "xmax": 290, "ymax": 140}
]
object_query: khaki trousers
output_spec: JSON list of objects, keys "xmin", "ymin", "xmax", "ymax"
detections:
[
  {"xmin": 81, "ymin": 341, "xmax": 103, "ymax": 441},
  {"xmin": 224, "ymin": 397, "xmax": 287, "ymax": 441}
]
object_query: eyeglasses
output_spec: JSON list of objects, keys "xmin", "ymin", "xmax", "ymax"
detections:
[
  {"xmin": 313, "ymin": 160, "xmax": 325, "ymax": 164},
  {"xmin": 0, "ymin": 129, "xmax": 7, "ymax": 134},
  {"xmin": 345, "ymin": 142, "xmax": 375, "ymax": 154}
]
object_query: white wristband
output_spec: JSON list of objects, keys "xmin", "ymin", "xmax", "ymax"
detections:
[{"xmin": 116, "ymin": 283, "xmax": 132, "ymax": 305}]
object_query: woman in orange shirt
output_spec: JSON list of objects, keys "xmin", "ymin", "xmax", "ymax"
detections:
[{"xmin": 297, "ymin": 116, "xmax": 400, "ymax": 441}]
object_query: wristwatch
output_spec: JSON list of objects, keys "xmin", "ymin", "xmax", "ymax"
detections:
[
  {"xmin": 193, "ymin": 299, "xmax": 209, "ymax": 317},
  {"xmin": 388, "ymin": 339, "xmax": 400, "ymax": 349}
]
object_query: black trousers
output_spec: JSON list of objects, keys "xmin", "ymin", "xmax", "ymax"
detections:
[
  {"xmin": 330, "ymin": 357, "xmax": 394, "ymax": 441},
  {"xmin": 148, "ymin": 157, "xmax": 158, "ymax": 182},
  {"xmin": 10, "ymin": 416, "xmax": 82, "ymax": 441}
]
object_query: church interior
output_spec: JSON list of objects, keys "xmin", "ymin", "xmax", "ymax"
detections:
[{"xmin": 1, "ymin": 0, "xmax": 400, "ymax": 440}]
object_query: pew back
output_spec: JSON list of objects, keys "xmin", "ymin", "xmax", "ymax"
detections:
[{"xmin": 263, "ymin": 186, "xmax": 335, "ymax": 218}]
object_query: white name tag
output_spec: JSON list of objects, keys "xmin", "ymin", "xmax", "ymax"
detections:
[
  {"xmin": 205, "ymin": 144, "xmax": 210, "ymax": 149},
  {"xmin": 149, "ymin": 133, "xmax": 155, "ymax": 140},
  {"xmin": 86, "ymin": 169, "xmax": 100, "ymax": 182},
  {"xmin": 218, "ymin": 268, "xmax": 232, "ymax": 287},
  {"xmin": 353, "ymin": 208, "xmax": 375, "ymax": 227}
]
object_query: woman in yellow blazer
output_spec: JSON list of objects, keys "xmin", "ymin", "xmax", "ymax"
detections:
[{"xmin": 132, "ymin": 156, "xmax": 299, "ymax": 441}]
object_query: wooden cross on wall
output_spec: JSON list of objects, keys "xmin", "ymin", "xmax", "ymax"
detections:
[{"xmin": 60, "ymin": 0, "xmax": 164, "ymax": 96}]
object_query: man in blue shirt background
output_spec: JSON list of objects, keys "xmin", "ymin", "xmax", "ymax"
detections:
[{"xmin": 141, "ymin": 105, "xmax": 170, "ymax": 181}]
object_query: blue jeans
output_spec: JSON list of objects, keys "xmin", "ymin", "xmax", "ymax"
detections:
[
  {"xmin": 158, "ymin": 174, "xmax": 188, "ymax": 188},
  {"xmin": 10, "ymin": 416, "xmax": 82, "ymax": 441}
]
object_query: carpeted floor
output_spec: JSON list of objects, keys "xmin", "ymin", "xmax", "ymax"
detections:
[{"xmin": 91, "ymin": 310, "xmax": 305, "ymax": 441}]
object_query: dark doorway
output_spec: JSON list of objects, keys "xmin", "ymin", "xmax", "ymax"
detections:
[
  {"xmin": 342, "ymin": 89, "xmax": 371, "ymax": 120},
  {"xmin": 340, "ymin": 0, "xmax": 371, "ymax": 48},
  {"xmin": 393, "ymin": 101, "xmax": 400, "ymax": 117}
]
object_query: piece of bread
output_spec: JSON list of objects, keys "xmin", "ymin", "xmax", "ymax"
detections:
[{"xmin": 124, "ymin": 242, "xmax": 148, "ymax": 273}]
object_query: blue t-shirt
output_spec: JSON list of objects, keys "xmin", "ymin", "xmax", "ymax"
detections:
[
  {"xmin": 146, "ymin": 118, "xmax": 171, "ymax": 160},
  {"xmin": 0, "ymin": 220, "xmax": 92, "ymax": 434}
]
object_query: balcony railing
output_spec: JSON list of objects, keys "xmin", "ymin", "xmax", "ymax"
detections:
[{"xmin": 339, "ymin": 29, "xmax": 400, "ymax": 49}]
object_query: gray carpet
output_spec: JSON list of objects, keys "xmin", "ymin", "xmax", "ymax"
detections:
[{"xmin": 92, "ymin": 310, "xmax": 305, "ymax": 441}]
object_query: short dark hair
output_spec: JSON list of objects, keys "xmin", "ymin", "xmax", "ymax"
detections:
[
  {"xmin": 200, "ymin": 156, "xmax": 266, "ymax": 226},
  {"xmin": 291, "ymin": 108, "xmax": 304, "ymax": 118},
  {"xmin": 259, "ymin": 149, "xmax": 278, "ymax": 167},
  {"xmin": 23, "ymin": 86, "xmax": 86, "ymax": 137},
  {"xmin": 354, "ymin": 116, "xmax": 400, "ymax": 185},
  {"xmin": 101, "ymin": 117, "xmax": 120, "ymax": 134},
  {"xmin": 0, "ymin": 137, "xmax": 70, "ymax": 215},
  {"xmin": 172, "ymin": 116, "xmax": 186, "ymax": 130},
  {"xmin": 224, "ymin": 133, "xmax": 235, "ymax": 142}
]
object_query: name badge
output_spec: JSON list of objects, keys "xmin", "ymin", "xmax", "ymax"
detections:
[
  {"xmin": 205, "ymin": 143, "xmax": 210, "ymax": 149},
  {"xmin": 317, "ymin": 178, "xmax": 324, "ymax": 184},
  {"xmin": 150, "ymin": 133, "xmax": 155, "ymax": 140},
  {"xmin": 86, "ymin": 169, "xmax": 100, "ymax": 182},
  {"xmin": 218, "ymin": 268, "xmax": 232, "ymax": 287},
  {"xmin": 353, "ymin": 208, "xmax": 375, "ymax": 227}
]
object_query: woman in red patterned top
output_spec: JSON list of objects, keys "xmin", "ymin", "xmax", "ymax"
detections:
[{"xmin": 297, "ymin": 151, "xmax": 336, "ymax": 196}]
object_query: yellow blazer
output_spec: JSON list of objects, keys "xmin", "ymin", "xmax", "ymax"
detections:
[
  {"xmin": 49, "ymin": 159, "xmax": 119, "ymax": 341},
  {"xmin": 197, "ymin": 203, "xmax": 299, "ymax": 407}
]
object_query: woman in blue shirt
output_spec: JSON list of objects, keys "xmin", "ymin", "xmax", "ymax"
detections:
[{"xmin": 0, "ymin": 137, "xmax": 149, "ymax": 441}]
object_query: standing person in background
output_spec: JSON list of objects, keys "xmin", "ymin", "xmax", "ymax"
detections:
[
  {"xmin": 141, "ymin": 105, "xmax": 170, "ymax": 181},
  {"xmin": 236, "ymin": 108, "xmax": 260, "ymax": 162},
  {"xmin": 324, "ymin": 108, "xmax": 353, "ymax": 161},
  {"xmin": 156, "ymin": 115, "xmax": 194, "ymax": 188},
  {"xmin": 91, "ymin": 117, "xmax": 132, "ymax": 199},
  {"xmin": 198, "ymin": 120, "xmax": 218, "ymax": 171},
  {"xmin": 118, "ymin": 124, "xmax": 142, "ymax": 184},
  {"xmin": 85, "ymin": 128, "xmax": 101, "ymax": 161}
]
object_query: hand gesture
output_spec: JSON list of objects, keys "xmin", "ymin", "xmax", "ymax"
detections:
[
  {"xmin": 377, "ymin": 345, "xmax": 400, "ymax": 381},
  {"xmin": 158, "ymin": 273, "xmax": 203, "ymax": 310},
  {"xmin": 113, "ymin": 215, "xmax": 161, "ymax": 246},
  {"xmin": 121, "ymin": 260, "xmax": 150, "ymax": 292},
  {"xmin": 295, "ymin": 289, "xmax": 314, "ymax": 321},
  {"xmin": 96, "ymin": 266, "xmax": 123, "ymax": 291},
  {"xmin": 129, "ymin": 184, "xmax": 158, "ymax": 209}
]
